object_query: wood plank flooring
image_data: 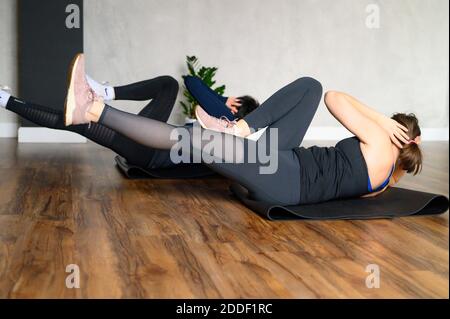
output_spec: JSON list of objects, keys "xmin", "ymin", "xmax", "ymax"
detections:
[{"xmin": 0, "ymin": 139, "xmax": 448, "ymax": 298}]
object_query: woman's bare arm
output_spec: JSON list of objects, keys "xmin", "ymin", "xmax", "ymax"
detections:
[
  {"xmin": 334, "ymin": 92, "xmax": 410, "ymax": 148},
  {"xmin": 324, "ymin": 91, "xmax": 391, "ymax": 148},
  {"xmin": 338, "ymin": 92, "xmax": 386, "ymax": 124}
]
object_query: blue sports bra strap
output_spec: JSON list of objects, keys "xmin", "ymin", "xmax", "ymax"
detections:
[{"xmin": 369, "ymin": 163, "xmax": 396, "ymax": 193}]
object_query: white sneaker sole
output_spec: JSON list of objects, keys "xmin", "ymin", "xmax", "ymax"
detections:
[{"xmin": 64, "ymin": 53, "xmax": 83, "ymax": 126}]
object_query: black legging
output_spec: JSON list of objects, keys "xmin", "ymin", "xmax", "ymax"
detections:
[
  {"xmin": 98, "ymin": 77, "xmax": 323, "ymax": 205},
  {"xmin": 6, "ymin": 76, "xmax": 178, "ymax": 168}
]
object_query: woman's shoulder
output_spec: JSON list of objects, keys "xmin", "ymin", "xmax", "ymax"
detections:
[
  {"xmin": 337, "ymin": 136, "xmax": 393, "ymax": 173},
  {"xmin": 358, "ymin": 135, "xmax": 393, "ymax": 164},
  {"xmin": 335, "ymin": 136, "xmax": 360, "ymax": 149},
  {"xmin": 340, "ymin": 136, "xmax": 392, "ymax": 161}
]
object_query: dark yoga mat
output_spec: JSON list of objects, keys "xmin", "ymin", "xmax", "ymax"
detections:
[
  {"xmin": 115, "ymin": 156, "xmax": 216, "ymax": 179},
  {"xmin": 230, "ymin": 183, "xmax": 449, "ymax": 221}
]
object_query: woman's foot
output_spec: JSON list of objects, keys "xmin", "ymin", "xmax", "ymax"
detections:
[
  {"xmin": 86, "ymin": 75, "xmax": 115, "ymax": 101},
  {"xmin": 64, "ymin": 53, "xmax": 105, "ymax": 126},
  {"xmin": 195, "ymin": 105, "xmax": 253, "ymax": 137},
  {"xmin": 195, "ymin": 105, "xmax": 244, "ymax": 136}
]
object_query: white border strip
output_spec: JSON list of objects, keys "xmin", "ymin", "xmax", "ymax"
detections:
[
  {"xmin": 0, "ymin": 122, "xmax": 19, "ymax": 138},
  {"xmin": 18, "ymin": 127, "xmax": 87, "ymax": 143},
  {"xmin": 1, "ymin": 125, "xmax": 448, "ymax": 143}
]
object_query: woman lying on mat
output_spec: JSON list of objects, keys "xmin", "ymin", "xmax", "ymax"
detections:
[
  {"xmin": 4, "ymin": 53, "xmax": 423, "ymax": 205},
  {"xmin": 0, "ymin": 63, "xmax": 258, "ymax": 172}
]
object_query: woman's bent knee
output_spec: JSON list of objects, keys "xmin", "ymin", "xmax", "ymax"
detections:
[
  {"xmin": 159, "ymin": 75, "xmax": 179, "ymax": 91},
  {"xmin": 295, "ymin": 77, "xmax": 323, "ymax": 95}
]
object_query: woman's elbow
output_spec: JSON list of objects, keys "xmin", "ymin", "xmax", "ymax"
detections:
[{"xmin": 324, "ymin": 91, "xmax": 341, "ymax": 105}]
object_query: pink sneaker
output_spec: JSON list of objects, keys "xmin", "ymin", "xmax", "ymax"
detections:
[
  {"xmin": 195, "ymin": 105, "xmax": 242, "ymax": 136},
  {"xmin": 64, "ymin": 53, "xmax": 104, "ymax": 126}
]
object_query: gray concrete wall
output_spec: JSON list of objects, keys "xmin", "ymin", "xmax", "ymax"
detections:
[{"xmin": 1, "ymin": 0, "xmax": 449, "ymax": 131}]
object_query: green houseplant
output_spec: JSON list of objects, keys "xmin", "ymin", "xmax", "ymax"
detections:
[{"xmin": 180, "ymin": 56, "xmax": 226, "ymax": 121}]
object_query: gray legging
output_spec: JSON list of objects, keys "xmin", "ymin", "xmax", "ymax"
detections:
[{"xmin": 98, "ymin": 77, "xmax": 323, "ymax": 205}]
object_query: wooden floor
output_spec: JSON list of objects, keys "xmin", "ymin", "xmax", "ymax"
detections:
[{"xmin": 0, "ymin": 139, "xmax": 448, "ymax": 299}]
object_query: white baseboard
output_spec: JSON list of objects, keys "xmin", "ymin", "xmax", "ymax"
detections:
[
  {"xmin": 0, "ymin": 122, "xmax": 19, "ymax": 138},
  {"xmin": 18, "ymin": 127, "xmax": 87, "ymax": 143},
  {"xmin": 303, "ymin": 127, "xmax": 449, "ymax": 141},
  {"xmin": 419, "ymin": 128, "xmax": 450, "ymax": 141}
]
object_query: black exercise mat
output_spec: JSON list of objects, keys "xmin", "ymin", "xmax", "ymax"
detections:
[
  {"xmin": 115, "ymin": 156, "xmax": 216, "ymax": 179},
  {"xmin": 230, "ymin": 183, "xmax": 449, "ymax": 221}
]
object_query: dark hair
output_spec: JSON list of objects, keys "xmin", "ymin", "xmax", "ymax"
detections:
[
  {"xmin": 391, "ymin": 113, "xmax": 423, "ymax": 175},
  {"xmin": 234, "ymin": 95, "xmax": 260, "ymax": 118}
]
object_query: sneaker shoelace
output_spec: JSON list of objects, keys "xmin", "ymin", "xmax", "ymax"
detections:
[
  {"xmin": 217, "ymin": 116, "xmax": 242, "ymax": 135},
  {"xmin": 86, "ymin": 85, "xmax": 101, "ymax": 102},
  {"xmin": 218, "ymin": 116, "xmax": 237, "ymax": 128},
  {"xmin": 85, "ymin": 83, "xmax": 103, "ymax": 128}
]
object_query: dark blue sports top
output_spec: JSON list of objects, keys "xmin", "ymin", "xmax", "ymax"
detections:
[
  {"xmin": 183, "ymin": 76, "xmax": 237, "ymax": 121},
  {"xmin": 294, "ymin": 136, "xmax": 394, "ymax": 205}
]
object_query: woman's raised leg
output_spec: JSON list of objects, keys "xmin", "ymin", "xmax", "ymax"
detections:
[
  {"xmin": 244, "ymin": 77, "xmax": 323, "ymax": 150},
  {"xmin": 3, "ymin": 75, "xmax": 179, "ymax": 168}
]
